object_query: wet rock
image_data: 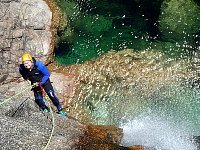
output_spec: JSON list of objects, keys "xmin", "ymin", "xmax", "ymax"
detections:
[
  {"xmin": 0, "ymin": 91, "xmax": 144, "ymax": 150},
  {"xmin": 128, "ymin": 145, "xmax": 146, "ymax": 150},
  {"xmin": 86, "ymin": 124, "xmax": 123, "ymax": 144},
  {"xmin": 159, "ymin": 0, "xmax": 200, "ymax": 42},
  {"xmin": 0, "ymin": 78, "xmax": 134, "ymax": 149},
  {"xmin": 78, "ymin": 124, "xmax": 127, "ymax": 150}
]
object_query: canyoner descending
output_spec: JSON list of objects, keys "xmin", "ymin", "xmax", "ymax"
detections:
[{"xmin": 19, "ymin": 53, "xmax": 67, "ymax": 117}]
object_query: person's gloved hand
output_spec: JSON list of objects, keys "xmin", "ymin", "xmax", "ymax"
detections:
[{"xmin": 33, "ymin": 82, "xmax": 41, "ymax": 87}]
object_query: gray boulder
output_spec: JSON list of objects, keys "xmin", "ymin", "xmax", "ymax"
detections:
[{"xmin": 0, "ymin": 0, "xmax": 53, "ymax": 83}]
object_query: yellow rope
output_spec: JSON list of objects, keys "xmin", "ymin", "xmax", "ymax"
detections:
[
  {"xmin": 0, "ymin": 81, "xmax": 56, "ymax": 150},
  {"xmin": 43, "ymin": 96, "xmax": 55, "ymax": 150},
  {"xmin": 0, "ymin": 85, "xmax": 31, "ymax": 105},
  {"xmin": 26, "ymin": 81, "xmax": 56, "ymax": 150}
]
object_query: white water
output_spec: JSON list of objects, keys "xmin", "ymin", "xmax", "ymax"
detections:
[{"xmin": 120, "ymin": 113, "xmax": 198, "ymax": 150}]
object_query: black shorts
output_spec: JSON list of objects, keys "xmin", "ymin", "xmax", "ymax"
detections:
[{"xmin": 42, "ymin": 79, "xmax": 54, "ymax": 93}]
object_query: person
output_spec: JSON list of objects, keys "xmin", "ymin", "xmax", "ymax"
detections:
[{"xmin": 19, "ymin": 53, "xmax": 67, "ymax": 116}]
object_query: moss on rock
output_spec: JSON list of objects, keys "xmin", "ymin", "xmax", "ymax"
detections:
[{"xmin": 159, "ymin": 0, "xmax": 200, "ymax": 42}]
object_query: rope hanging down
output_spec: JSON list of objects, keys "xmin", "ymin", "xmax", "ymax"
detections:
[
  {"xmin": 27, "ymin": 81, "xmax": 56, "ymax": 150},
  {"xmin": 43, "ymin": 96, "xmax": 55, "ymax": 150},
  {"xmin": 0, "ymin": 83, "xmax": 56, "ymax": 150}
]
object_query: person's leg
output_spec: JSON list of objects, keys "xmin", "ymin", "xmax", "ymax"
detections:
[
  {"xmin": 33, "ymin": 89, "xmax": 49, "ymax": 111},
  {"xmin": 46, "ymin": 90, "xmax": 67, "ymax": 116},
  {"xmin": 47, "ymin": 90, "xmax": 62, "ymax": 111},
  {"xmin": 43, "ymin": 80, "xmax": 67, "ymax": 116},
  {"xmin": 42, "ymin": 80, "xmax": 63, "ymax": 111}
]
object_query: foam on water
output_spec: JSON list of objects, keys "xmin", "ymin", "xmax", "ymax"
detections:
[{"xmin": 120, "ymin": 113, "xmax": 197, "ymax": 150}]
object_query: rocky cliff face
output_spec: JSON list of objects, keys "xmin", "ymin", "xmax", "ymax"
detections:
[{"xmin": 0, "ymin": 0, "xmax": 53, "ymax": 84}]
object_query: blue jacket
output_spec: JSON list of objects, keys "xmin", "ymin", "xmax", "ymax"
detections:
[{"xmin": 19, "ymin": 58, "xmax": 50, "ymax": 85}]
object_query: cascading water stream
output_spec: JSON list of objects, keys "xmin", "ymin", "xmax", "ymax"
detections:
[
  {"xmin": 69, "ymin": 54, "xmax": 200, "ymax": 149},
  {"xmin": 66, "ymin": 57, "xmax": 199, "ymax": 150},
  {"xmin": 119, "ymin": 85, "xmax": 200, "ymax": 149},
  {"xmin": 85, "ymin": 77, "xmax": 199, "ymax": 149},
  {"xmin": 121, "ymin": 113, "xmax": 197, "ymax": 150}
]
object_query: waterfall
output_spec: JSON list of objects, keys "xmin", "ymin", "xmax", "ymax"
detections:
[{"xmin": 121, "ymin": 113, "xmax": 198, "ymax": 150}]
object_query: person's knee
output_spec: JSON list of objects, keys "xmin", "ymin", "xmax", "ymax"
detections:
[
  {"xmin": 47, "ymin": 90, "xmax": 60, "ymax": 106},
  {"xmin": 34, "ymin": 94, "xmax": 43, "ymax": 100},
  {"xmin": 35, "ymin": 99, "xmax": 43, "ymax": 107},
  {"xmin": 35, "ymin": 98, "xmax": 43, "ymax": 103},
  {"xmin": 47, "ymin": 90, "xmax": 55, "ymax": 97}
]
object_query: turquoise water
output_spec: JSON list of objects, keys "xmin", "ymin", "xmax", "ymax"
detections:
[
  {"xmin": 55, "ymin": 0, "xmax": 200, "ymax": 64},
  {"xmin": 55, "ymin": 0, "xmax": 200, "ymax": 149},
  {"xmin": 55, "ymin": 0, "xmax": 150, "ymax": 64}
]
